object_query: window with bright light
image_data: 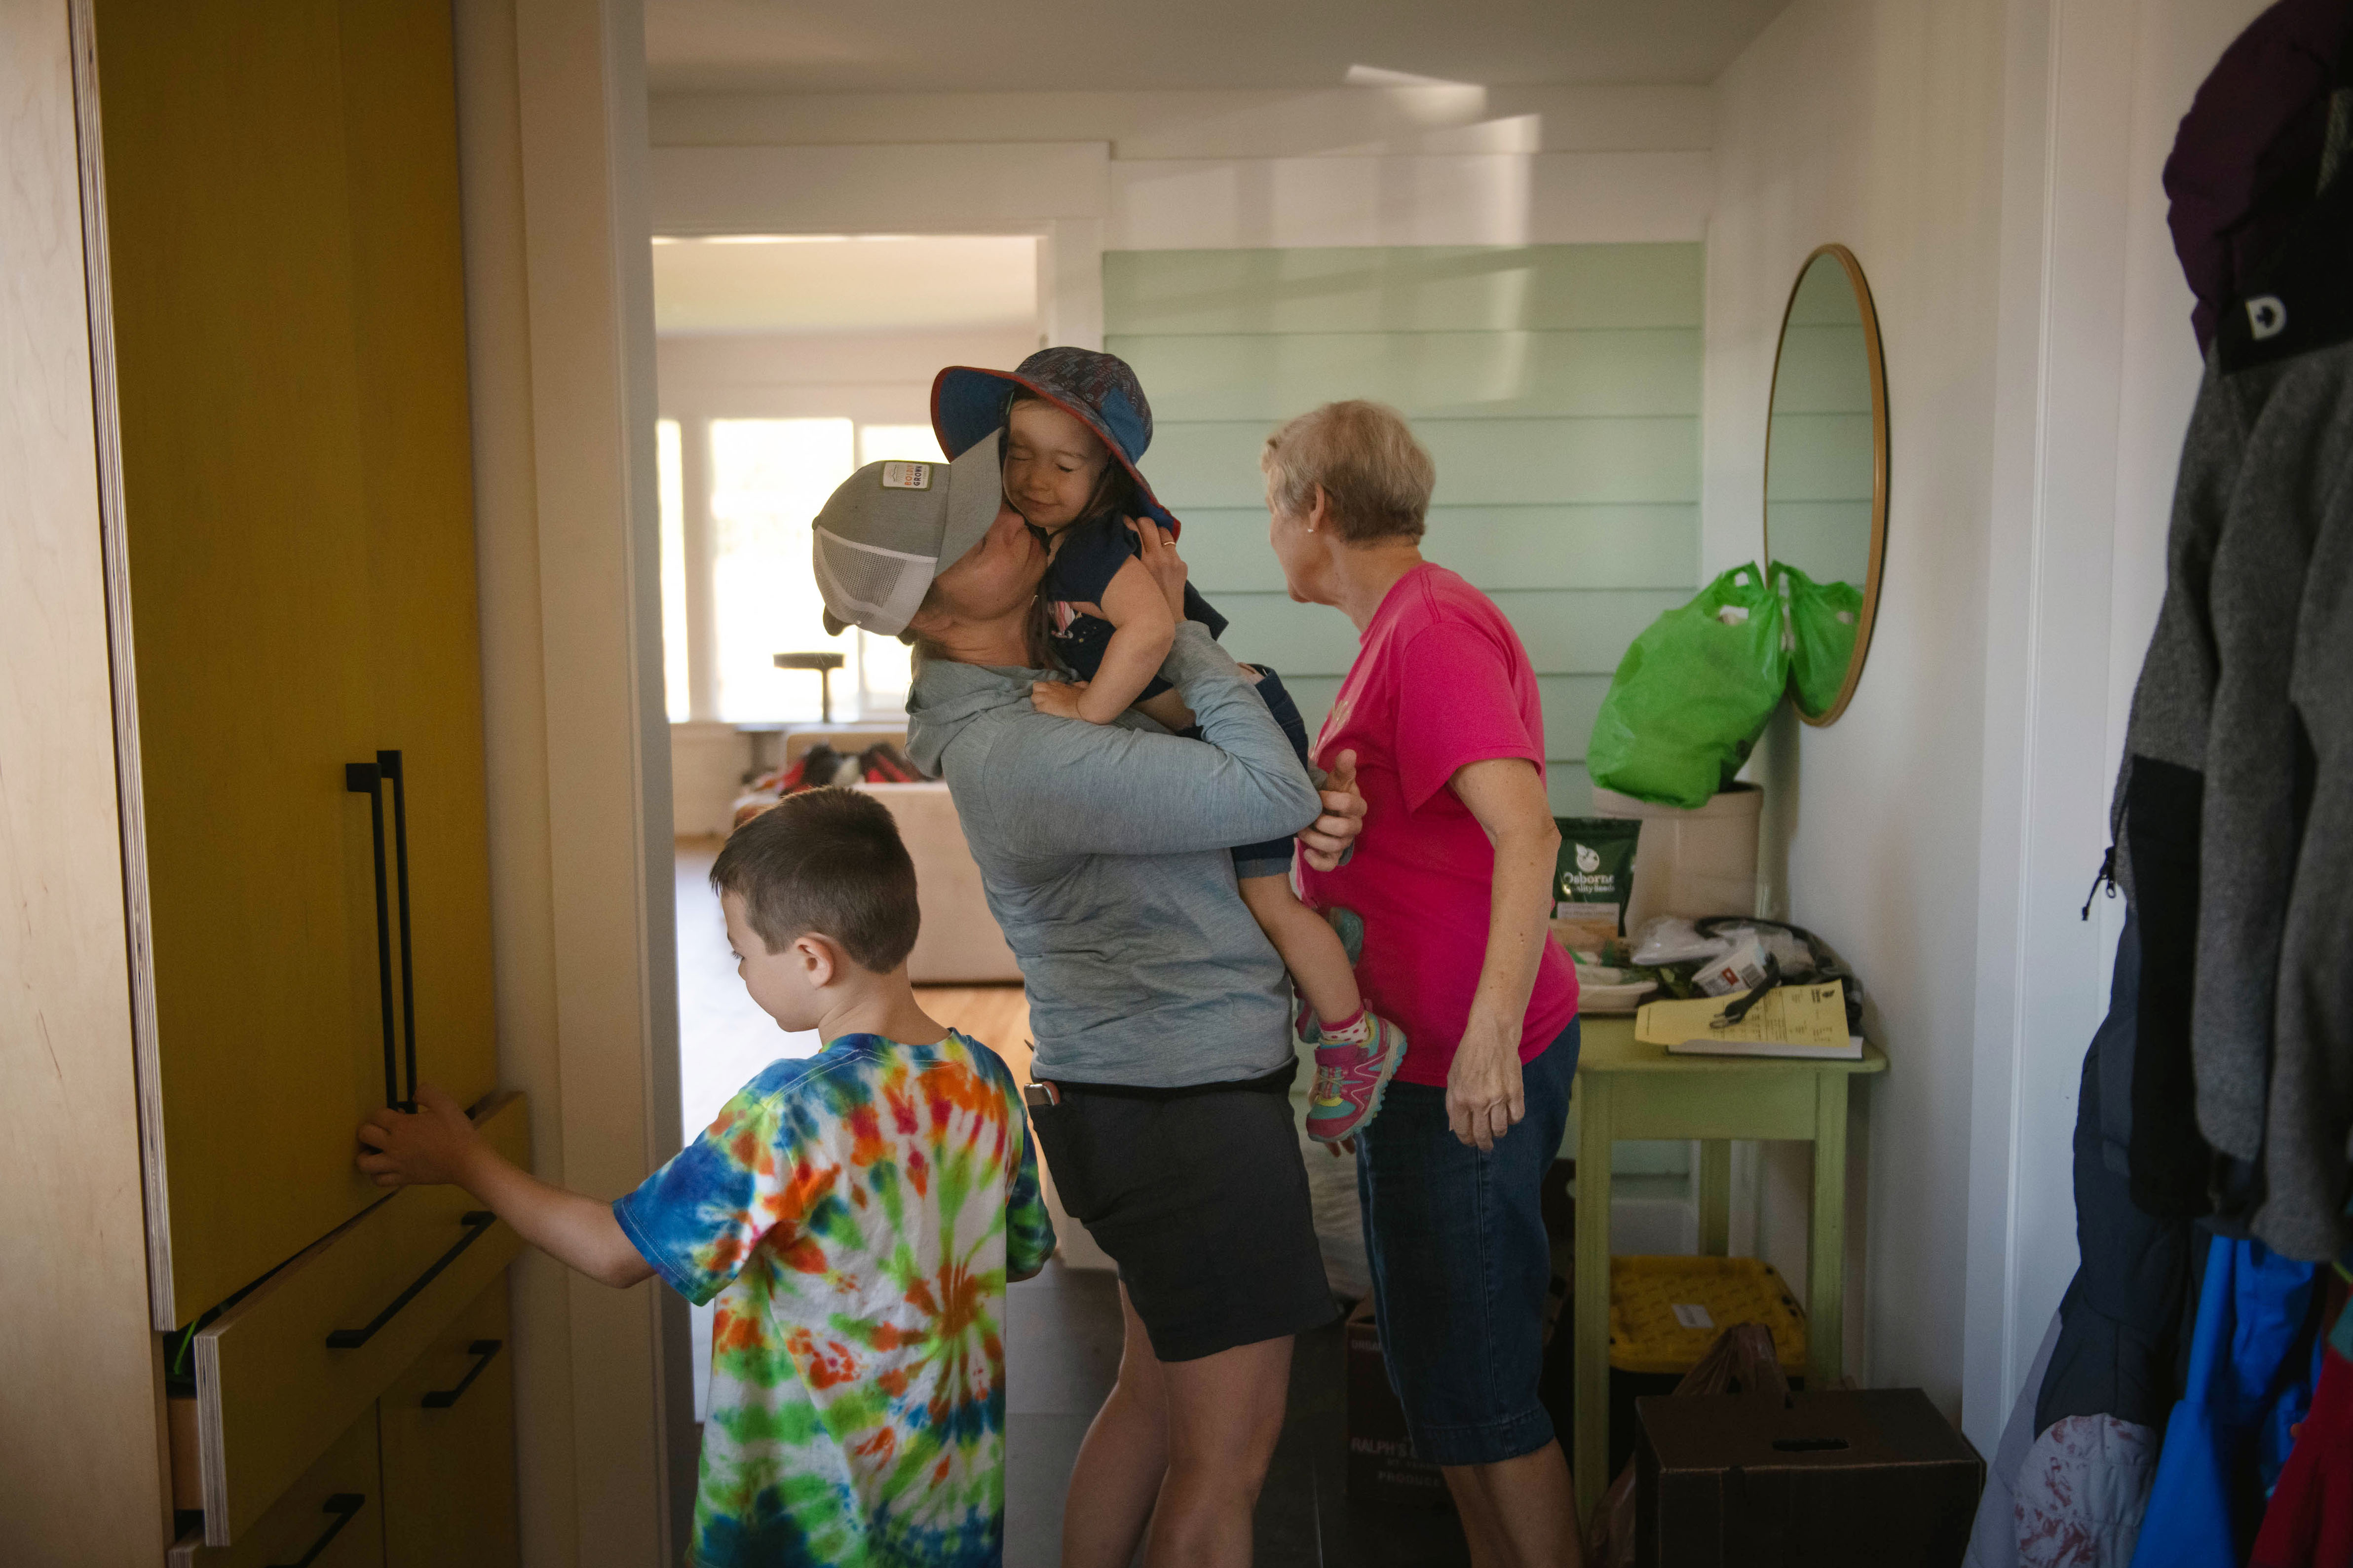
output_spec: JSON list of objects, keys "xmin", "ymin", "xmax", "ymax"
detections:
[
  {"xmin": 709, "ymin": 417, "xmax": 857, "ymax": 721},
  {"xmin": 656, "ymin": 415, "xmax": 955, "ymax": 725},
  {"xmin": 656, "ymin": 419, "xmax": 690, "ymax": 723}
]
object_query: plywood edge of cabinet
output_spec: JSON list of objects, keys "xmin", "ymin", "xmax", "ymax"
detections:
[
  {"xmin": 191, "ymin": 1091, "xmax": 530, "ymax": 1544},
  {"xmin": 63, "ymin": 0, "xmax": 181, "ymax": 1336},
  {"xmin": 171, "ymin": 1406, "xmax": 384, "ymax": 1568}
]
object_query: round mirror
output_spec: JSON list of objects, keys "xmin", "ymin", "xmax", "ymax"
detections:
[{"xmin": 1764, "ymin": 244, "xmax": 1888, "ymax": 726}]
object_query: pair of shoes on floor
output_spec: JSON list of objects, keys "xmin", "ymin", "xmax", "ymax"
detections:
[{"xmin": 1295, "ymin": 906, "xmax": 1407, "ymax": 1145}]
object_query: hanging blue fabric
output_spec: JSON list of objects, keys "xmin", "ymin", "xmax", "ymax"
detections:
[{"xmin": 2128, "ymin": 1235, "xmax": 2323, "ymax": 1568}]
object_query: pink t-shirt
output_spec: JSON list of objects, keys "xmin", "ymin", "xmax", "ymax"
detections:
[{"xmin": 1298, "ymin": 563, "xmax": 1579, "ymax": 1086}]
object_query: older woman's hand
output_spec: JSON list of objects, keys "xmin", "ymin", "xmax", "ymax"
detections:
[
  {"xmin": 1125, "ymin": 516, "xmax": 1188, "ymax": 620},
  {"xmin": 1446, "ymin": 1007, "xmax": 1527, "ymax": 1151},
  {"xmin": 1299, "ymin": 748, "xmax": 1365, "ymax": 871}
]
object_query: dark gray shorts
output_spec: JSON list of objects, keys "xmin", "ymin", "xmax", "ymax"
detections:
[{"xmin": 1028, "ymin": 1061, "xmax": 1336, "ymax": 1362}]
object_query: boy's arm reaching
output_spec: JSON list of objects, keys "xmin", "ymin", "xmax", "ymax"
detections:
[{"xmin": 358, "ymin": 1084, "xmax": 654, "ymax": 1289}]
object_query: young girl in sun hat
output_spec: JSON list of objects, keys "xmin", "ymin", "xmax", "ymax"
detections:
[{"xmin": 931, "ymin": 347, "xmax": 1404, "ymax": 1144}]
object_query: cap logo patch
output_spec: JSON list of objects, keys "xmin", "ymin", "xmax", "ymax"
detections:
[{"xmin": 879, "ymin": 462, "xmax": 934, "ymax": 490}]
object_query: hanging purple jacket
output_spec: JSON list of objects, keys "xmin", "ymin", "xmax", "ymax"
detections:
[{"xmin": 2163, "ymin": 0, "xmax": 2353, "ymax": 354}]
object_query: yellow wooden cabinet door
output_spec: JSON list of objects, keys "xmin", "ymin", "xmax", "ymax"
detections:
[
  {"xmin": 378, "ymin": 1282, "xmax": 521, "ymax": 1568},
  {"xmin": 170, "ymin": 1407, "xmax": 386, "ymax": 1568},
  {"xmin": 96, "ymin": 0, "xmax": 496, "ymax": 1327},
  {"xmin": 98, "ymin": 0, "xmax": 390, "ymax": 1329},
  {"xmin": 340, "ymin": 0, "xmax": 498, "ymax": 1116}
]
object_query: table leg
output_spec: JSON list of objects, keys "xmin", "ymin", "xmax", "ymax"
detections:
[
  {"xmin": 1807, "ymin": 1074, "xmax": 1849, "ymax": 1387},
  {"xmin": 1697, "ymin": 1139, "xmax": 1731, "ymax": 1256},
  {"xmin": 1573, "ymin": 1074, "xmax": 1614, "ymax": 1523}
]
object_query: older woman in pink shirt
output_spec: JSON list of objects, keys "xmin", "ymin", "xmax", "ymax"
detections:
[{"xmin": 1272, "ymin": 402, "xmax": 1584, "ymax": 1568}]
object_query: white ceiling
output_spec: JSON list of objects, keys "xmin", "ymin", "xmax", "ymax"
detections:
[
  {"xmin": 643, "ymin": 0, "xmax": 1794, "ymax": 95},
  {"xmin": 650, "ymin": 234, "xmax": 1039, "ymax": 335}
]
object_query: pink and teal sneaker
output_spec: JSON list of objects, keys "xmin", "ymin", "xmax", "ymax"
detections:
[{"xmin": 1305, "ymin": 1012, "xmax": 1408, "ymax": 1145}]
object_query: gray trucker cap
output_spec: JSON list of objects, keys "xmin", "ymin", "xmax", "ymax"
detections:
[{"xmin": 813, "ymin": 427, "xmax": 1003, "ymax": 637}]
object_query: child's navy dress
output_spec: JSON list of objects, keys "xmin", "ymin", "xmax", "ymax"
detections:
[
  {"xmin": 1042, "ymin": 512, "xmax": 1227, "ymax": 697},
  {"xmin": 1042, "ymin": 512, "xmax": 1312, "ymax": 880}
]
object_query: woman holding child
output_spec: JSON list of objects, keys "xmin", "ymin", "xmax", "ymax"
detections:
[
  {"xmin": 814, "ymin": 348, "xmax": 1380, "ymax": 1568},
  {"xmin": 819, "ymin": 354, "xmax": 1578, "ymax": 1566}
]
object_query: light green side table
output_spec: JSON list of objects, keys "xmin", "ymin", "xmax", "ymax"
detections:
[{"xmin": 1568, "ymin": 1014, "xmax": 1887, "ymax": 1521}]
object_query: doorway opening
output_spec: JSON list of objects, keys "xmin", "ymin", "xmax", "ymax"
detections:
[{"xmin": 652, "ymin": 231, "xmax": 1041, "ymax": 1420}]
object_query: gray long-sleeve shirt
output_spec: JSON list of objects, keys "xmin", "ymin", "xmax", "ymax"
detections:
[{"xmin": 903, "ymin": 623, "xmax": 1322, "ymax": 1088}]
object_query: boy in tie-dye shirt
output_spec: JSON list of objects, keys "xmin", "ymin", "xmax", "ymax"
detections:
[{"xmin": 359, "ymin": 788, "xmax": 1054, "ymax": 1567}]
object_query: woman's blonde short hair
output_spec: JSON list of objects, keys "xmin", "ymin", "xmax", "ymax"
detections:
[{"xmin": 1260, "ymin": 400, "xmax": 1436, "ymax": 544}]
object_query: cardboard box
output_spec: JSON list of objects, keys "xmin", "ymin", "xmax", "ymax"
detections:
[
  {"xmin": 1634, "ymin": 1389, "xmax": 1982, "ymax": 1568},
  {"xmin": 1344, "ymin": 1297, "xmax": 1451, "ymax": 1510}
]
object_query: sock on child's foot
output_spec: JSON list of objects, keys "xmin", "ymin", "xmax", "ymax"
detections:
[{"xmin": 1319, "ymin": 1009, "xmax": 1373, "ymax": 1047}]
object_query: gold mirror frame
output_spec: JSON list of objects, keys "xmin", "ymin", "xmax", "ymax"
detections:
[{"xmin": 1763, "ymin": 243, "xmax": 1889, "ymax": 727}]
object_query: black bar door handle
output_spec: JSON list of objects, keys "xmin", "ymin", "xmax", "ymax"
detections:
[
  {"xmin": 377, "ymin": 749, "xmax": 417, "ymax": 1110},
  {"xmin": 421, "ymin": 1339, "xmax": 504, "ymax": 1408},
  {"xmin": 268, "ymin": 1493, "xmax": 364, "ymax": 1568},
  {"xmin": 324, "ymin": 1211, "xmax": 495, "ymax": 1349},
  {"xmin": 344, "ymin": 763, "xmax": 399, "ymax": 1110}
]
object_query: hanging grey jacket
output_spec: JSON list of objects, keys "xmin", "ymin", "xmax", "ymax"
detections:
[
  {"xmin": 2258, "ymin": 339, "xmax": 2353, "ymax": 1259},
  {"xmin": 903, "ymin": 623, "xmax": 1322, "ymax": 1089},
  {"xmin": 2114, "ymin": 161, "xmax": 2353, "ymax": 1256}
]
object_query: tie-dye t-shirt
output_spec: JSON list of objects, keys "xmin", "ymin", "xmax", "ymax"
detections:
[{"xmin": 615, "ymin": 1029, "xmax": 1054, "ymax": 1568}]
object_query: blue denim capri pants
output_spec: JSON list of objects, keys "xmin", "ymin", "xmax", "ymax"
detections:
[{"xmin": 1355, "ymin": 1019, "xmax": 1579, "ymax": 1466}]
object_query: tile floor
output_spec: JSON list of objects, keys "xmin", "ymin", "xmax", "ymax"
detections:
[{"xmin": 1005, "ymin": 1262, "xmax": 1476, "ymax": 1568}]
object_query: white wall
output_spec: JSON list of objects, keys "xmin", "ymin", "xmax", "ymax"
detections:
[
  {"xmin": 1704, "ymin": 0, "xmax": 2011, "ymax": 1420},
  {"xmin": 1704, "ymin": 0, "xmax": 2265, "ymax": 1443},
  {"xmin": 656, "ymin": 326, "xmax": 1039, "ymax": 410}
]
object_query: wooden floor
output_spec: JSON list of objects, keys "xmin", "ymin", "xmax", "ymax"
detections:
[{"xmin": 910, "ymin": 984, "xmax": 1034, "ymax": 1083}]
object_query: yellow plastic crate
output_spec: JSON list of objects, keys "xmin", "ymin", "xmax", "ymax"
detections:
[{"xmin": 1607, "ymin": 1255, "xmax": 1807, "ymax": 1376}]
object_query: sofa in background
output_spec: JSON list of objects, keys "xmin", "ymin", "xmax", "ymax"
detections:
[{"xmin": 857, "ymin": 781, "xmax": 1022, "ymax": 984}]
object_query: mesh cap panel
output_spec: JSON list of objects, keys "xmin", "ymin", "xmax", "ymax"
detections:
[{"xmin": 813, "ymin": 527, "xmax": 936, "ymax": 637}]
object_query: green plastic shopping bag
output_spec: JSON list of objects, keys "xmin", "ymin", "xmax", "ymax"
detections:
[
  {"xmin": 1774, "ymin": 562, "xmax": 1863, "ymax": 718},
  {"xmin": 1586, "ymin": 563, "xmax": 1789, "ymax": 809}
]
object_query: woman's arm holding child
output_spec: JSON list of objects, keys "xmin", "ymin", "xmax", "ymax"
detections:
[{"xmin": 358, "ymin": 1084, "xmax": 654, "ymax": 1289}]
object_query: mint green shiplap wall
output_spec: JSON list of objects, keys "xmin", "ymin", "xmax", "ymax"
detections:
[{"xmin": 1106, "ymin": 244, "xmax": 1703, "ymax": 814}]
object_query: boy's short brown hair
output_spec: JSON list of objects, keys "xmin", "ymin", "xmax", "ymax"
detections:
[
  {"xmin": 1260, "ymin": 400, "xmax": 1437, "ymax": 544},
  {"xmin": 710, "ymin": 787, "xmax": 920, "ymax": 972}
]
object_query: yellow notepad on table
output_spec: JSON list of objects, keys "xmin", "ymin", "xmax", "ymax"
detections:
[{"xmin": 1637, "ymin": 981, "xmax": 1862, "ymax": 1059}]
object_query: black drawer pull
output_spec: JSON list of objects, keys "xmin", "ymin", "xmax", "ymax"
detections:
[
  {"xmin": 345, "ymin": 763, "xmax": 400, "ymax": 1110},
  {"xmin": 422, "ymin": 1338, "xmax": 504, "ymax": 1408},
  {"xmin": 325, "ymin": 1211, "xmax": 495, "ymax": 1349},
  {"xmin": 376, "ymin": 749, "xmax": 418, "ymax": 1110},
  {"xmin": 269, "ymin": 1493, "xmax": 364, "ymax": 1568}
]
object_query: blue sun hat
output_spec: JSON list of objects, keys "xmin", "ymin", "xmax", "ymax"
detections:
[{"xmin": 931, "ymin": 347, "xmax": 1182, "ymax": 535}]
